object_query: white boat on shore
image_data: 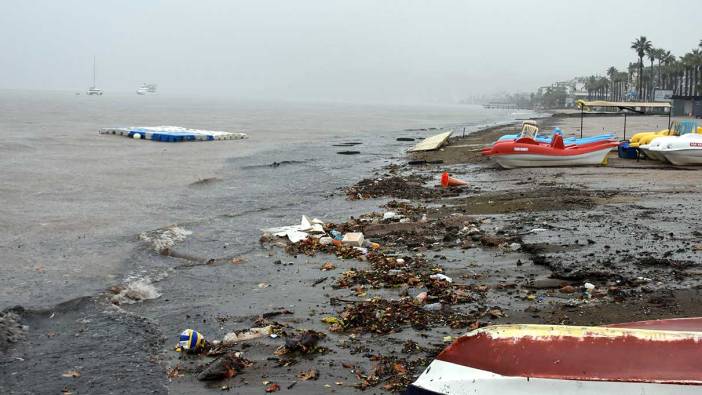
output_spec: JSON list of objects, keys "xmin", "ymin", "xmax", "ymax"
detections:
[
  {"xmin": 652, "ymin": 134, "xmax": 702, "ymax": 165},
  {"xmin": 639, "ymin": 120, "xmax": 701, "ymax": 162}
]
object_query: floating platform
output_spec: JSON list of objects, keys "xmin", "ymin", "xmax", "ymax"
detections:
[{"xmin": 99, "ymin": 126, "xmax": 248, "ymax": 142}]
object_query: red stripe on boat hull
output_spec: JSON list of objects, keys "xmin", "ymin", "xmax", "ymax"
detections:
[{"xmin": 437, "ymin": 331, "xmax": 702, "ymax": 383}]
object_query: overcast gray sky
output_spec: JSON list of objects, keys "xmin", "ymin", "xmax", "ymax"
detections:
[{"xmin": 1, "ymin": 0, "xmax": 700, "ymax": 103}]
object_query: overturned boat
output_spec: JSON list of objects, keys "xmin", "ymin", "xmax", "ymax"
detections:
[
  {"xmin": 408, "ymin": 318, "xmax": 702, "ymax": 395},
  {"xmin": 483, "ymin": 134, "xmax": 618, "ymax": 169}
]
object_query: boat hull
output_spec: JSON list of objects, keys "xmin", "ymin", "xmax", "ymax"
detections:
[
  {"xmin": 493, "ymin": 148, "xmax": 611, "ymax": 169},
  {"xmin": 407, "ymin": 360, "xmax": 702, "ymax": 395},
  {"xmin": 408, "ymin": 321, "xmax": 702, "ymax": 395},
  {"xmin": 660, "ymin": 149, "xmax": 702, "ymax": 165},
  {"xmin": 639, "ymin": 145, "xmax": 668, "ymax": 162}
]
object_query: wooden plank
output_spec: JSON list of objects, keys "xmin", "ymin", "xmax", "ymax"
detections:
[{"xmin": 407, "ymin": 131, "xmax": 453, "ymax": 152}]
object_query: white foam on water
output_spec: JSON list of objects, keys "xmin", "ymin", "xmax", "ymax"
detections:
[
  {"xmin": 139, "ymin": 226, "xmax": 192, "ymax": 252},
  {"xmin": 111, "ymin": 278, "xmax": 161, "ymax": 304}
]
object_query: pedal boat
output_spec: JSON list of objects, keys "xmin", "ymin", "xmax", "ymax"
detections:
[
  {"xmin": 497, "ymin": 122, "xmax": 615, "ymax": 145},
  {"xmin": 483, "ymin": 134, "xmax": 618, "ymax": 169},
  {"xmin": 651, "ymin": 134, "xmax": 702, "ymax": 165}
]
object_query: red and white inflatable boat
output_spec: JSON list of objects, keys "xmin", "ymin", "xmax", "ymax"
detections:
[
  {"xmin": 407, "ymin": 317, "xmax": 702, "ymax": 395},
  {"xmin": 482, "ymin": 134, "xmax": 618, "ymax": 169}
]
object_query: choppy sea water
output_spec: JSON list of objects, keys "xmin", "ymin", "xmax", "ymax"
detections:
[{"xmin": 0, "ymin": 90, "xmax": 536, "ymax": 393}]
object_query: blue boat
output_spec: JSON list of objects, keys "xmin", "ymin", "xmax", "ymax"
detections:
[{"xmin": 498, "ymin": 127, "xmax": 615, "ymax": 145}]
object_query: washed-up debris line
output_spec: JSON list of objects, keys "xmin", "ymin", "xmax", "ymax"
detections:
[
  {"xmin": 346, "ymin": 174, "xmax": 462, "ymax": 200},
  {"xmin": 325, "ymin": 298, "xmax": 480, "ymax": 334}
]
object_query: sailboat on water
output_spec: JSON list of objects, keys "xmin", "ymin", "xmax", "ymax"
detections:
[{"xmin": 86, "ymin": 56, "xmax": 103, "ymax": 96}]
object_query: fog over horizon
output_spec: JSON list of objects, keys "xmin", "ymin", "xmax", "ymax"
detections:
[{"xmin": 1, "ymin": 0, "xmax": 701, "ymax": 104}]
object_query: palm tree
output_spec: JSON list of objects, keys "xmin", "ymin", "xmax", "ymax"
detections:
[
  {"xmin": 658, "ymin": 50, "xmax": 673, "ymax": 88},
  {"xmin": 691, "ymin": 49, "xmax": 702, "ymax": 96},
  {"xmin": 681, "ymin": 52, "xmax": 697, "ymax": 96},
  {"xmin": 646, "ymin": 46, "xmax": 657, "ymax": 97},
  {"xmin": 650, "ymin": 48, "xmax": 664, "ymax": 88},
  {"xmin": 607, "ymin": 67, "xmax": 618, "ymax": 100},
  {"xmin": 619, "ymin": 71, "xmax": 630, "ymax": 100},
  {"xmin": 631, "ymin": 36, "xmax": 652, "ymax": 100}
]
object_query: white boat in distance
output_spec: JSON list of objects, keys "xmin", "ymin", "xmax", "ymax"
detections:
[
  {"xmin": 86, "ymin": 56, "xmax": 103, "ymax": 96},
  {"xmin": 136, "ymin": 83, "xmax": 157, "ymax": 95}
]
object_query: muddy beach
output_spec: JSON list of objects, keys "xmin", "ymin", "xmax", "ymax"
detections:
[
  {"xmin": 3, "ymin": 105, "xmax": 702, "ymax": 394},
  {"xmin": 169, "ymin": 113, "xmax": 702, "ymax": 393}
]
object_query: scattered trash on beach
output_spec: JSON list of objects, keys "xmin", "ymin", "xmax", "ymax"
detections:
[
  {"xmin": 346, "ymin": 173, "xmax": 461, "ymax": 200},
  {"xmin": 261, "ymin": 215, "xmax": 325, "ymax": 243}
]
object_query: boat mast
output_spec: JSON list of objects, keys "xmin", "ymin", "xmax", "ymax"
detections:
[{"xmin": 92, "ymin": 56, "xmax": 96, "ymax": 88}]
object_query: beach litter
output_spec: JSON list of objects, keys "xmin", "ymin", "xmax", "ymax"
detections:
[
  {"xmin": 275, "ymin": 330, "xmax": 326, "ymax": 356},
  {"xmin": 222, "ymin": 325, "xmax": 274, "ymax": 344},
  {"xmin": 197, "ymin": 352, "xmax": 251, "ymax": 381},
  {"xmin": 99, "ymin": 126, "xmax": 247, "ymax": 142},
  {"xmin": 261, "ymin": 215, "xmax": 325, "ymax": 243},
  {"xmin": 342, "ymin": 232, "xmax": 365, "ymax": 247},
  {"xmin": 297, "ymin": 368, "xmax": 319, "ymax": 381},
  {"xmin": 440, "ymin": 172, "xmax": 468, "ymax": 188},
  {"xmin": 176, "ymin": 329, "xmax": 207, "ymax": 353}
]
